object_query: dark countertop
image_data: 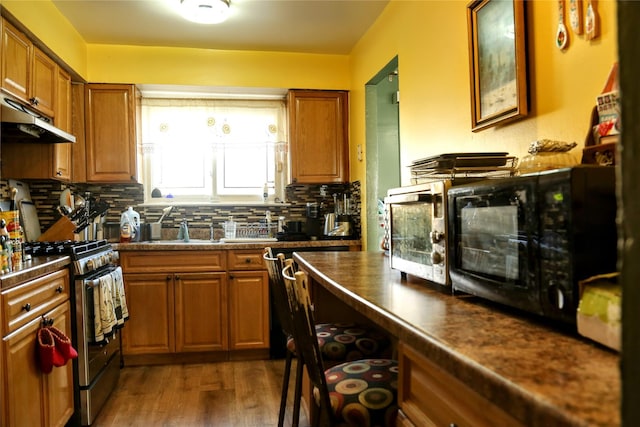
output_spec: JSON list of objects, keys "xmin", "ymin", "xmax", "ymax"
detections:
[
  {"xmin": 293, "ymin": 251, "xmax": 620, "ymax": 427},
  {"xmin": 113, "ymin": 239, "xmax": 361, "ymax": 251},
  {"xmin": 0, "ymin": 255, "xmax": 71, "ymax": 290}
]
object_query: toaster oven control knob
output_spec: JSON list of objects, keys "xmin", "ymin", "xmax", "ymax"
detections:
[
  {"xmin": 431, "ymin": 251, "xmax": 443, "ymax": 265},
  {"xmin": 430, "ymin": 230, "xmax": 444, "ymax": 243}
]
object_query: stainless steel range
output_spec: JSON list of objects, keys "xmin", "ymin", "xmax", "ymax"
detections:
[{"xmin": 24, "ymin": 240, "xmax": 127, "ymax": 426}]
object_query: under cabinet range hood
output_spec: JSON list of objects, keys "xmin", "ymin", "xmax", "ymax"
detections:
[{"xmin": 1, "ymin": 97, "xmax": 76, "ymax": 143}]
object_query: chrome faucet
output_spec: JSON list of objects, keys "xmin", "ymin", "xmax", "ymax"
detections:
[{"xmin": 177, "ymin": 219, "xmax": 190, "ymax": 242}]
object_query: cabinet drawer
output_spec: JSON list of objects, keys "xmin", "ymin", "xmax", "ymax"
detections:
[
  {"xmin": 398, "ymin": 342, "xmax": 524, "ymax": 427},
  {"xmin": 120, "ymin": 251, "xmax": 225, "ymax": 273},
  {"xmin": 1, "ymin": 269, "xmax": 69, "ymax": 335},
  {"xmin": 227, "ymin": 250, "xmax": 265, "ymax": 271}
]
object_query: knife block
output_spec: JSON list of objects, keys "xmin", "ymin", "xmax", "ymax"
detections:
[{"xmin": 38, "ymin": 217, "xmax": 75, "ymax": 242}]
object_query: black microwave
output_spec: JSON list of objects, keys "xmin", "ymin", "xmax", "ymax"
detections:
[{"xmin": 447, "ymin": 166, "xmax": 617, "ymax": 324}]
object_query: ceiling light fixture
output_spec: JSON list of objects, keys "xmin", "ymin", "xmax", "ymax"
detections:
[{"xmin": 179, "ymin": 0, "xmax": 230, "ymax": 24}]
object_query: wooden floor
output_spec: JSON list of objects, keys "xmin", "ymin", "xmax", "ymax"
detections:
[{"xmin": 92, "ymin": 359, "xmax": 310, "ymax": 427}]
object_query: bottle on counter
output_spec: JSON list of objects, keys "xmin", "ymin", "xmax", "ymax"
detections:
[
  {"xmin": 0, "ymin": 219, "xmax": 12, "ymax": 273},
  {"xmin": 120, "ymin": 207, "xmax": 140, "ymax": 243}
]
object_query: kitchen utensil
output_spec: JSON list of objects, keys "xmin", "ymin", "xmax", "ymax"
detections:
[
  {"xmin": 60, "ymin": 188, "xmax": 73, "ymax": 212},
  {"xmin": 556, "ymin": 0, "xmax": 569, "ymax": 50},
  {"xmin": 8, "ymin": 179, "xmax": 31, "ymax": 204},
  {"xmin": 19, "ymin": 200, "xmax": 41, "ymax": 241},
  {"xmin": 569, "ymin": 0, "xmax": 582, "ymax": 34},
  {"xmin": 585, "ymin": 0, "xmax": 598, "ymax": 40},
  {"xmin": 9, "ymin": 187, "xmax": 17, "ymax": 211},
  {"xmin": 157, "ymin": 206, "xmax": 173, "ymax": 224},
  {"xmin": 74, "ymin": 193, "xmax": 86, "ymax": 209}
]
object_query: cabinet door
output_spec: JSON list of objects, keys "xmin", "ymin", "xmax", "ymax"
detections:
[
  {"xmin": 71, "ymin": 82, "xmax": 87, "ymax": 182},
  {"xmin": 175, "ymin": 272, "xmax": 227, "ymax": 353},
  {"xmin": 398, "ymin": 342, "xmax": 524, "ymax": 427},
  {"xmin": 1, "ymin": 18, "xmax": 31, "ymax": 101},
  {"xmin": 0, "ymin": 65, "xmax": 71, "ymax": 181},
  {"xmin": 44, "ymin": 302, "xmax": 74, "ymax": 427},
  {"xmin": 2, "ymin": 301, "xmax": 73, "ymax": 427},
  {"xmin": 53, "ymin": 68, "xmax": 72, "ymax": 181},
  {"xmin": 121, "ymin": 273, "xmax": 174, "ymax": 355},
  {"xmin": 0, "ymin": 142, "xmax": 52, "ymax": 179},
  {"xmin": 288, "ymin": 90, "xmax": 349, "ymax": 184},
  {"xmin": 31, "ymin": 46, "xmax": 56, "ymax": 117},
  {"xmin": 228, "ymin": 270, "xmax": 269, "ymax": 350},
  {"xmin": 3, "ymin": 314, "xmax": 45, "ymax": 426},
  {"xmin": 85, "ymin": 84, "xmax": 137, "ymax": 182}
]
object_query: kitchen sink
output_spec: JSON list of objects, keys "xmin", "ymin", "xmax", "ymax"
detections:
[
  {"xmin": 137, "ymin": 239, "xmax": 220, "ymax": 244},
  {"xmin": 219, "ymin": 237, "xmax": 278, "ymax": 243}
]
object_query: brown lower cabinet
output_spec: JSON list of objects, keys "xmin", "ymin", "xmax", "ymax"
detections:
[
  {"xmin": 120, "ymin": 249, "xmax": 269, "ymax": 364},
  {"xmin": 227, "ymin": 250, "xmax": 270, "ymax": 352},
  {"xmin": 1, "ymin": 269, "xmax": 74, "ymax": 427},
  {"xmin": 397, "ymin": 342, "xmax": 524, "ymax": 427}
]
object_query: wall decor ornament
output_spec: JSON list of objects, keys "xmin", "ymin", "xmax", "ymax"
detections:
[{"xmin": 467, "ymin": 0, "xmax": 529, "ymax": 131}]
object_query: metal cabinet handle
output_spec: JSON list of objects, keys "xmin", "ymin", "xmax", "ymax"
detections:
[
  {"xmin": 22, "ymin": 303, "xmax": 31, "ymax": 312},
  {"xmin": 245, "ymin": 258, "xmax": 252, "ymax": 264},
  {"xmin": 166, "ymin": 275, "xmax": 171, "ymax": 282},
  {"xmin": 55, "ymin": 286, "xmax": 63, "ymax": 293},
  {"xmin": 29, "ymin": 97, "xmax": 40, "ymax": 106}
]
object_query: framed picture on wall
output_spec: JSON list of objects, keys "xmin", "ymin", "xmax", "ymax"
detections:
[{"xmin": 467, "ymin": 0, "xmax": 528, "ymax": 132}]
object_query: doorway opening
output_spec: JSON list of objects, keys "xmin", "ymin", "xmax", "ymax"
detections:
[{"xmin": 365, "ymin": 56, "xmax": 400, "ymax": 251}]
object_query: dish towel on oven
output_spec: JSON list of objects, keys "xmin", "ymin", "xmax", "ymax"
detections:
[{"xmin": 93, "ymin": 266, "xmax": 129, "ymax": 343}]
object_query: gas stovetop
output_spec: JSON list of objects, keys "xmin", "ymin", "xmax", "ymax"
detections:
[{"xmin": 24, "ymin": 239, "xmax": 111, "ymax": 258}]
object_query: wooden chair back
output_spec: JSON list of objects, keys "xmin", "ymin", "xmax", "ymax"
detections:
[
  {"xmin": 282, "ymin": 263, "xmax": 334, "ymax": 427},
  {"xmin": 263, "ymin": 248, "xmax": 295, "ymax": 340}
]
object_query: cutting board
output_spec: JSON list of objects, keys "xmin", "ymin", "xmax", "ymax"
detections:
[
  {"xmin": 8, "ymin": 179, "xmax": 31, "ymax": 203},
  {"xmin": 19, "ymin": 200, "xmax": 41, "ymax": 242}
]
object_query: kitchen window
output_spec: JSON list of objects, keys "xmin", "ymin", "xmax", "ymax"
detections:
[{"xmin": 140, "ymin": 97, "xmax": 288, "ymax": 203}]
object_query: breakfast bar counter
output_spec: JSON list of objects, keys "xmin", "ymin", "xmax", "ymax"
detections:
[{"xmin": 293, "ymin": 251, "xmax": 620, "ymax": 427}]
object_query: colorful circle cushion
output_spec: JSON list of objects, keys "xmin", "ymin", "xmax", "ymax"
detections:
[
  {"xmin": 286, "ymin": 323, "xmax": 391, "ymax": 363},
  {"xmin": 315, "ymin": 359, "xmax": 399, "ymax": 426}
]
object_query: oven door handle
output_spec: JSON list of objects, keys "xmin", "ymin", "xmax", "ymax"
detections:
[{"xmin": 384, "ymin": 193, "xmax": 433, "ymax": 204}]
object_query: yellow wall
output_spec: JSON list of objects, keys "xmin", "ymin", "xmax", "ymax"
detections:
[
  {"xmin": 349, "ymin": 0, "xmax": 617, "ymax": 247},
  {"xmin": 2, "ymin": 1, "xmax": 350, "ymax": 90},
  {"xmin": 350, "ymin": 0, "xmax": 618, "ymax": 185},
  {"xmin": 85, "ymin": 44, "xmax": 350, "ymax": 90}
]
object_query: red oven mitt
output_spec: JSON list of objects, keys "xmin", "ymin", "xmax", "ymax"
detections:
[
  {"xmin": 36, "ymin": 328, "xmax": 65, "ymax": 374},
  {"xmin": 48, "ymin": 326, "xmax": 78, "ymax": 362}
]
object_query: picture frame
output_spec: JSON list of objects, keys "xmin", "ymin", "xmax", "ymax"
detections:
[{"xmin": 467, "ymin": 0, "xmax": 528, "ymax": 132}]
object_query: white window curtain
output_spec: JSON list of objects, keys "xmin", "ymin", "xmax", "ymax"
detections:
[{"xmin": 140, "ymin": 98, "xmax": 287, "ymax": 202}]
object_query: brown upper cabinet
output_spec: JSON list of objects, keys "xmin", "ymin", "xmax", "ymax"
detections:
[
  {"xmin": 1, "ymin": 18, "xmax": 56, "ymax": 118},
  {"xmin": 288, "ymin": 89, "xmax": 350, "ymax": 184},
  {"xmin": 53, "ymin": 68, "xmax": 72, "ymax": 180},
  {"xmin": 0, "ymin": 68, "xmax": 72, "ymax": 181},
  {"xmin": 84, "ymin": 83, "xmax": 139, "ymax": 183}
]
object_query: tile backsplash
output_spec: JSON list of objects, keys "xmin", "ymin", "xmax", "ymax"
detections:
[{"xmin": 0, "ymin": 180, "xmax": 361, "ymax": 239}]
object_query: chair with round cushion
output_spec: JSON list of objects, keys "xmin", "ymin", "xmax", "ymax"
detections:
[
  {"xmin": 263, "ymin": 248, "xmax": 391, "ymax": 427},
  {"xmin": 282, "ymin": 262, "xmax": 398, "ymax": 427}
]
